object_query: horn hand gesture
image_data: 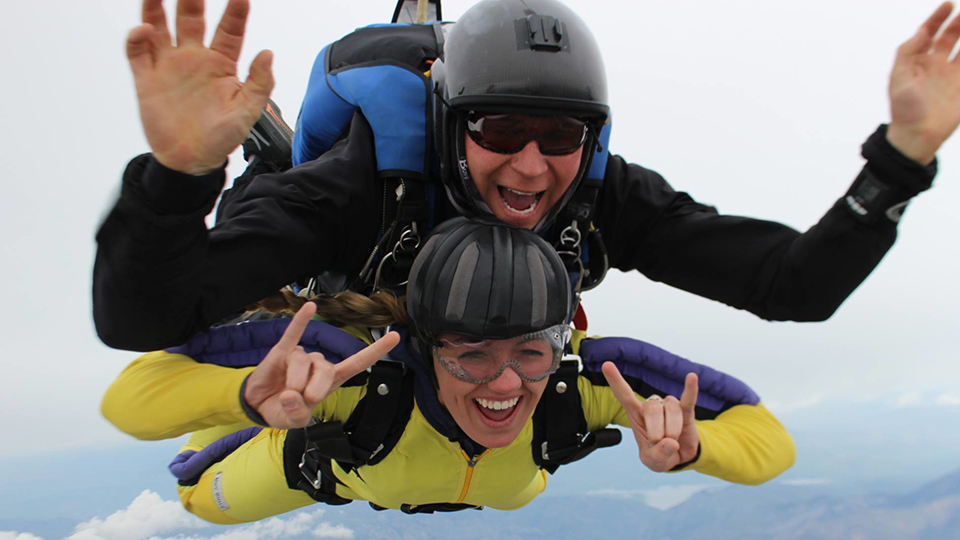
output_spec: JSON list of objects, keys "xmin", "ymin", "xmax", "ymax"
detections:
[
  {"xmin": 602, "ymin": 362, "xmax": 700, "ymax": 472},
  {"xmin": 243, "ymin": 302, "xmax": 401, "ymax": 429}
]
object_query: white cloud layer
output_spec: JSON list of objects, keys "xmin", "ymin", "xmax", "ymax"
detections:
[
  {"xmin": 766, "ymin": 394, "xmax": 824, "ymax": 414},
  {"xmin": 312, "ymin": 523, "xmax": 354, "ymax": 539},
  {"xmin": 935, "ymin": 393, "xmax": 960, "ymax": 406},
  {"xmin": 0, "ymin": 533, "xmax": 46, "ymax": 540},
  {"xmin": 894, "ymin": 392, "xmax": 960, "ymax": 408},
  {"xmin": 586, "ymin": 484, "xmax": 715, "ymax": 510},
  {"xmin": 781, "ymin": 478, "xmax": 832, "ymax": 486},
  {"xmin": 4, "ymin": 492, "xmax": 352, "ymax": 540},
  {"xmin": 66, "ymin": 490, "xmax": 207, "ymax": 540}
]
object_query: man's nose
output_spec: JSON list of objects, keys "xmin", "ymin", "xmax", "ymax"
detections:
[{"xmin": 509, "ymin": 140, "xmax": 549, "ymax": 177}]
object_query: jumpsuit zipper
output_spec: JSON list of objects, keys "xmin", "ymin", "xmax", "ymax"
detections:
[{"xmin": 455, "ymin": 449, "xmax": 491, "ymax": 503}]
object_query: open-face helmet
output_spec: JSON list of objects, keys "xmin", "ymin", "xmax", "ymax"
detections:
[{"xmin": 431, "ymin": 0, "xmax": 610, "ymax": 231}]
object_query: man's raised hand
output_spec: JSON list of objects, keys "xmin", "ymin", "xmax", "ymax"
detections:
[
  {"xmin": 602, "ymin": 362, "xmax": 700, "ymax": 472},
  {"xmin": 244, "ymin": 301, "xmax": 401, "ymax": 429},
  {"xmin": 126, "ymin": 0, "xmax": 274, "ymax": 175},
  {"xmin": 887, "ymin": 2, "xmax": 960, "ymax": 165}
]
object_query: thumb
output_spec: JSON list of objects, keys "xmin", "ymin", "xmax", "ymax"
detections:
[
  {"xmin": 240, "ymin": 49, "xmax": 274, "ymax": 110},
  {"xmin": 658, "ymin": 438, "xmax": 680, "ymax": 460},
  {"xmin": 651, "ymin": 438, "xmax": 680, "ymax": 470},
  {"xmin": 126, "ymin": 24, "xmax": 157, "ymax": 78},
  {"xmin": 277, "ymin": 389, "xmax": 311, "ymax": 428}
]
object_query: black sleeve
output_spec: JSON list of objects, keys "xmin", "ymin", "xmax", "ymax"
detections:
[
  {"xmin": 93, "ymin": 114, "xmax": 381, "ymax": 351},
  {"xmin": 597, "ymin": 125, "xmax": 936, "ymax": 322}
]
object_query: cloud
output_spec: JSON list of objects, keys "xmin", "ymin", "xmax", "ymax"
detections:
[
  {"xmin": 935, "ymin": 393, "xmax": 960, "ymax": 406},
  {"xmin": 7, "ymin": 492, "xmax": 354, "ymax": 540},
  {"xmin": 894, "ymin": 392, "xmax": 922, "ymax": 408},
  {"xmin": 312, "ymin": 523, "xmax": 354, "ymax": 539},
  {"xmin": 586, "ymin": 484, "xmax": 715, "ymax": 510},
  {"xmin": 0, "ymin": 533, "xmax": 46, "ymax": 540},
  {"xmin": 67, "ymin": 490, "xmax": 207, "ymax": 540},
  {"xmin": 183, "ymin": 512, "xmax": 316, "ymax": 540},
  {"xmin": 893, "ymin": 392, "xmax": 960, "ymax": 408},
  {"xmin": 781, "ymin": 478, "xmax": 832, "ymax": 486},
  {"xmin": 766, "ymin": 394, "xmax": 824, "ymax": 414}
]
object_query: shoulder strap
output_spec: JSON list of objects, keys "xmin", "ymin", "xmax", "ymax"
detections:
[
  {"xmin": 290, "ymin": 359, "xmax": 416, "ymax": 505},
  {"xmin": 532, "ymin": 356, "xmax": 621, "ymax": 474}
]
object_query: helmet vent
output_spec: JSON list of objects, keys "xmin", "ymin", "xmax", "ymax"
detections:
[
  {"xmin": 526, "ymin": 246, "xmax": 548, "ymax": 327},
  {"xmin": 444, "ymin": 241, "xmax": 480, "ymax": 322},
  {"xmin": 522, "ymin": 14, "xmax": 564, "ymax": 51}
]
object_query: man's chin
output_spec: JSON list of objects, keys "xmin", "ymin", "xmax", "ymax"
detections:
[{"xmin": 493, "ymin": 206, "xmax": 544, "ymax": 230}]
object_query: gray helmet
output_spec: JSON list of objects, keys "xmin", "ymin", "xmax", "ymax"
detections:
[
  {"xmin": 407, "ymin": 217, "xmax": 572, "ymax": 342},
  {"xmin": 431, "ymin": 0, "xmax": 610, "ymax": 230}
]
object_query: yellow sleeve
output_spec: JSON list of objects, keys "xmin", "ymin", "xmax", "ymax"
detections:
[
  {"xmin": 177, "ymin": 428, "xmax": 318, "ymax": 524},
  {"xmin": 582, "ymin": 378, "xmax": 795, "ymax": 486},
  {"xmin": 678, "ymin": 403, "xmax": 795, "ymax": 485},
  {"xmin": 101, "ymin": 351, "xmax": 255, "ymax": 440}
]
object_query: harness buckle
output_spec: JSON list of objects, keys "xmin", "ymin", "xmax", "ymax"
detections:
[
  {"xmin": 541, "ymin": 432, "xmax": 587, "ymax": 461},
  {"xmin": 299, "ymin": 447, "xmax": 323, "ymax": 491},
  {"xmin": 560, "ymin": 354, "xmax": 583, "ymax": 373},
  {"xmin": 373, "ymin": 224, "xmax": 421, "ymax": 292}
]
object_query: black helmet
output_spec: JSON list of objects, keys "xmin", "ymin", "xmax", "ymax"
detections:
[
  {"xmin": 407, "ymin": 217, "xmax": 572, "ymax": 343},
  {"xmin": 432, "ymin": 0, "xmax": 610, "ymax": 230}
]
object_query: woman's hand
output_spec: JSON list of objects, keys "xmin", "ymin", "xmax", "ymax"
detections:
[
  {"xmin": 887, "ymin": 2, "xmax": 960, "ymax": 165},
  {"xmin": 244, "ymin": 302, "xmax": 401, "ymax": 429},
  {"xmin": 602, "ymin": 362, "xmax": 699, "ymax": 472},
  {"xmin": 126, "ymin": 0, "xmax": 274, "ymax": 175}
]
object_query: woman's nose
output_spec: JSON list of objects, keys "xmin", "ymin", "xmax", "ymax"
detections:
[{"xmin": 486, "ymin": 363, "xmax": 523, "ymax": 393}]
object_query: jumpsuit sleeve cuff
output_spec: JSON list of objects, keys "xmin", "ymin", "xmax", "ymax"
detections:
[
  {"xmin": 669, "ymin": 443, "xmax": 702, "ymax": 472},
  {"xmin": 862, "ymin": 124, "xmax": 937, "ymax": 196},
  {"xmin": 239, "ymin": 374, "xmax": 270, "ymax": 427},
  {"xmin": 127, "ymin": 154, "xmax": 227, "ymax": 216}
]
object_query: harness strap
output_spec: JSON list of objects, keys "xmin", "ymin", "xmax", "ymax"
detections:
[
  {"xmin": 289, "ymin": 359, "xmax": 415, "ymax": 505},
  {"xmin": 533, "ymin": 357, "xmax": 622, "ymax": 474},
  {"xmin": 555, "ymin": 177, "xmax": 609, "ymax": 293},
  {"xmin": 343, "ymin": 360, "xmax": 414, "ymax": 466},
  {"xmin": 283, "ymin": 427, "xmax": 353, "ymax": 506},
  {"xmin": 399, "ymin": 502, "xmax": 482, "ymax": 514}
]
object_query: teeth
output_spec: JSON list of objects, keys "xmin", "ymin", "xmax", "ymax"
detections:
[
  {"xmin": 505, "ymin": 187, "xmax": 539, "ymax": 196},
  {"xmin": 476, "ymin": 397, "xmax": 520, "ymax": 411},
  {"xmin": 500, "ymin": 187, "xmax": 543, "ymax": 215}
]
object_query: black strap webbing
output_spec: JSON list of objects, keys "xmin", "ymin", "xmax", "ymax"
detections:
[
  {"xmin": 286, "ymin": 359, "xmax": 415, "ymax": 506},
  {"xmin": 533, "ymin": 358, "xmax": 622, "ymax": 474},
  {"xmin": 343, "ymin": 360, "xmax": 413, "ymax": 466}
]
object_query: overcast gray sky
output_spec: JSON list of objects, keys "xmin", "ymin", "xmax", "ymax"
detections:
[{"xmin": 0, "ymin": 0, "xmax": 957, "ymax": 462}]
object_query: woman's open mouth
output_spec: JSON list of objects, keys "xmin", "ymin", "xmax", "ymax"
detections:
[{"xmin": 473, "ymin": 396, "xmax": 522, "ymax": 426}]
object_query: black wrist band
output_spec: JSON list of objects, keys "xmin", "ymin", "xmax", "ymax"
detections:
[{"xmin": 239, "ymin": 374, "xmax": 270, "ymax": 427}]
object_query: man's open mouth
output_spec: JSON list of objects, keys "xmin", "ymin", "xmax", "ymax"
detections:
[{"xmin": 498, "ymin": 186, "xmax": 544, "ymax": 215}]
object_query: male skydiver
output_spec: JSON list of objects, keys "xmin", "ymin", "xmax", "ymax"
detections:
[{"xmin": 94, "ymin": 0, "xmax": 959, "ymax": 351}]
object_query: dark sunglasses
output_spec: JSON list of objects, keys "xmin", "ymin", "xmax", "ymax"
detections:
[{"xmin": 465, "ymin": 113, "xmax": 589, "ymax": 156}]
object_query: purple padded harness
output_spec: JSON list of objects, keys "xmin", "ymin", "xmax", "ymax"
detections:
[{"xmin": 579, "ymin": 337, "xmax": 759, "ymax": 412}]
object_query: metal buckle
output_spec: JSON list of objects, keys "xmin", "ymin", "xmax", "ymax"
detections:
[
  {"xmin": 373, "ymin": 224, "xmax": 421, "ymax": 292},
  {"xmin": 299, "ymin": 447, "xmax": 323, "ymax": 490},
  {"xmin": 560, "ymin": 354, "xmax": 583, "ymax": 373},
  {"xmin": 541, "ymin": 432, "xmax": 587, "ymax": 461}
]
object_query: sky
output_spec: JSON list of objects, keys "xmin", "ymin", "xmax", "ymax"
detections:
[{"xmin": 1, "ymin": 0, "xmax": 958, "ymax": 536}]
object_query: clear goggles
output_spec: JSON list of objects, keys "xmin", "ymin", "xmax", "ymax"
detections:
[
  {"xmin": 432, "ymin": 324, "xmax": 570, "ymax": 384},
  {"xmin": 465, "ymin": 112, "xmax": 589, "ymax": 156}
]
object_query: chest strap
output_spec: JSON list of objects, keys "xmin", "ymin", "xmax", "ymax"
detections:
[
  {"xmin": 286, "ymin": 359, "xmax": 415, "ymax": 504},
  {"xmin": 533, "ymin": 357, "xmax": 622, "ymax": 474}
]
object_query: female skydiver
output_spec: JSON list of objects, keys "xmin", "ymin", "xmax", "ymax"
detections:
[
  {"xmin": 102, "ymin": 218, "xmax": 795, "ymax": 523},
  {"xmin": 95, "ymin": 0, "xmax": 956, "ymax": 352}
]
